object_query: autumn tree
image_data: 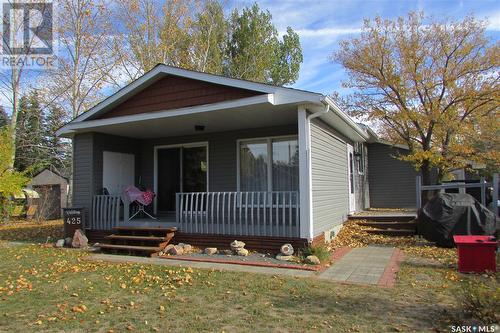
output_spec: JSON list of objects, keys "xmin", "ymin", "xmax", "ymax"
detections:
[
  {"xmin": 0, "ymin": 2, "xmax": 52, "ymax": 168},
  {"xmin": 116, "ymin": 0, "xmax": 194, "ymax": 75},
  {"xmin": 0, "ymin": 128, "xmax": 28, "ymax": 221},
  {"xmin": 188, "ymin": 0, "xmax": 228, "ymax": 74},
  {"xmin": 43, "ymin": 0, "xmax": 119, "ymax": 119},
  {"xmin": 333, "ymin": 12, "xmax": 499, "ymax": 184},
  {"xmin": 115, "ymin": 1, "xmax": 303, "ymax": 85}
]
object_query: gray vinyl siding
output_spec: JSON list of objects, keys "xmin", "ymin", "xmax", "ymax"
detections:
[
  {"xmin": 367, "ymin": 142, "xmax": 418, "ymax": 208},
  {"xmin": 310, "ymin": 119, "xmax": 349, "ymax": 237},
  {"xmin": 72, "ymin": 133, "xmax": 94, "ymax": 220}
]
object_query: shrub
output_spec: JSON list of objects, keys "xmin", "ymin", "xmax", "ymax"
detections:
[
  {"xmin": 458, "ymin": 280, "xmax": 500, "ymax": 323},
  {"xmin": 301, "ymin": 244, "xmax": 331, "ymax": 263}
]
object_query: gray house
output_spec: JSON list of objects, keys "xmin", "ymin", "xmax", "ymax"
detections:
[{"xmin": 58, "ymin": 64, "xmax": 407, "ymax": 247}]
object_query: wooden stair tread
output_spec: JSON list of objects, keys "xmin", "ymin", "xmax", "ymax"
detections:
[
  {"xmin": 98, "ymin": 244, "xmax": 161, "ymax": 252},
  {"xmin": 105, "ymin": 234, "xmax": 167, "ymax": 241},
  {"xmin": 113, "ymin": 226, "xmax": 177, "ymax": 232}
]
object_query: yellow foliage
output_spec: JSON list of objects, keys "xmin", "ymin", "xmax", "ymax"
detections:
[
  {"xmin": 0, "ymin": 128, "xmax": 28, "ymax": 198},
  {"xmin": 334, "ymin": 12, "xmax": 500, "ymax": 179}
]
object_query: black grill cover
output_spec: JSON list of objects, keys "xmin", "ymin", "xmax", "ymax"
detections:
[{"xmin": 418, "ymin": 193, "xmax": 499, "ymax": 247}]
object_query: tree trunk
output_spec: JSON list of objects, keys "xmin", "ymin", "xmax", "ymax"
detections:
[
  {"xmin": 420, "ymin": 159, "xmax": 434, "ymax": 206},
  {"xmin": 8, "ymin": 69, "xmax": 20, "ymax": 169}
]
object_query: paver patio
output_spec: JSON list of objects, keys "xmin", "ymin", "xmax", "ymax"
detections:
[
  {"xmin": 319, "ymin": 246, "xmax": 398, "ymax": 285},
  {"xmin": 88, "ymin": 245, "xmax": 403, "ymax": 287}
]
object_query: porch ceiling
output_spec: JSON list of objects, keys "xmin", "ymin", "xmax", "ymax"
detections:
[{"xmin": 67, "ymin": 103, "xmax": 298, "ymax": 139}]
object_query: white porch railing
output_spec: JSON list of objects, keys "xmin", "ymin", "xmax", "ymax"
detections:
[
  {"xmin": 91, "ymin": 195, "xmax": 122, "ymax": 230},
  {"xmin": 176, "ymin": 191, "xmax": 300, "ymax": 237}
]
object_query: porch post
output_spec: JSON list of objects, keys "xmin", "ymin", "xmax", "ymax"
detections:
[{"xmin": 298, "ymin": 106, "xmax": 313, "ymax": 240}]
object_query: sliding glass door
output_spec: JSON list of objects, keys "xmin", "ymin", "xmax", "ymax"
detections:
[
  {"xmin": 182, "ymin": 146, "xmax": 207, "ymax": 193},
  {"xmin": 156, "ymin": 144, "xmax": 208, "ymax": 213}
]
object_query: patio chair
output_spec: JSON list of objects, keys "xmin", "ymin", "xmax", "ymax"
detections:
[{"xmin": 124, "ymin": 186, "xmax": 157, "ymax": 220}]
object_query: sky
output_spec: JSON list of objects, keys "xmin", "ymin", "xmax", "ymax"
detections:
[
  {"xmin": 1, "ymin": 0, "xmax": 499, "ymax": 115},
  {"xmin": 230, "ymin": 0, "xmax": 500, "ymax": 96}
]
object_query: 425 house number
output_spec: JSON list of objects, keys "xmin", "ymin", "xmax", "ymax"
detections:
[{"xmin": 66, "ymin": 217, "xmax": 81, "ymax": 225}]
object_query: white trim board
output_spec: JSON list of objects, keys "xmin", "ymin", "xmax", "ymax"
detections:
[
  {"xmin": 68, "ymin": 64, "xmax": 323, "ymax": 124},
  {"xmin": 153, "ymin": 141, "xmax": 209, "ymax": 214}
]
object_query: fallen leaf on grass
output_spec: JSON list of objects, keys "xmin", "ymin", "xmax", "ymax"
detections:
[{"xmin": 71, "ymin": 304, "xmax": 87, "ymax": 313}]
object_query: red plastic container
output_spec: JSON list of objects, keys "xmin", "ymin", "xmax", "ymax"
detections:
[{"xmin": 453, "ymin": 235, "xmax": 497, "ymax": 273}]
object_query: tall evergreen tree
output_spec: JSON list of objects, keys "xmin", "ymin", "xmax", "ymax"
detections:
[
  {"xmin": 44, "ymin": 105, "xmax": 71, "ymax": 172},
  {"xmin": 0, "ymin": 106, "xmax": 8, "ymax": 129},
  {"xmin": 14, "ymin": 90, "xmax": 46, "ymax": 173}
]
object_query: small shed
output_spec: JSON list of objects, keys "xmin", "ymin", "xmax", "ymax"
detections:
[{"xmin": 27, "ymin": 168, "xmax": 69, "ymax": 220}]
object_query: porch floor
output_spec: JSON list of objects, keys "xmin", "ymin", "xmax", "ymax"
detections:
[{"xmin": 119, "ymin": 212, "xmax": 177, "ymax": 228}]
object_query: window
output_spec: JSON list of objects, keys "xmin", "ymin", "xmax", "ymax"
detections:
[
  {"xmin": 272, "ymin": 139, "xmax": 299, "ymax": 191},
  {"xmin": 239, "ymin": 140, "xmax": 268, "ymax": 191},
  {"xmin": 239, "ymin": 137, "xmax": 299, "ymax": 192},
  {"xmin": 356, "ymin": 143, "xmax": 365, "ymax": 174}
]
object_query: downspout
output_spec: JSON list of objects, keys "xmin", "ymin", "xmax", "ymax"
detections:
[
  {"xmin": 304, "ymin": 103, "xmax": 332, "ymax": 242},
  {"xmin": 307, "ymin": 103, "xmax": 330, "ymax": 121}
]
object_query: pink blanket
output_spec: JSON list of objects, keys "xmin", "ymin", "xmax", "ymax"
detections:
[{"xmin": 124, "ymin": 186, "xmax": 154, "ymax": 206}]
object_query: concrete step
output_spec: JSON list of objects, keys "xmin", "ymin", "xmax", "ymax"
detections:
[
  {"xmin": 358, "ymin": 221, "xmax": 417, "ymax": 230},
  {"xmin": 362, "ymin": 229, "xmax": 416, "ymax": 236},
  {"xmin": 349, "ymin": 215, "xmax": 415, "ymax": 222}
]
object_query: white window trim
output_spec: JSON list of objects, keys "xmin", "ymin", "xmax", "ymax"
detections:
[
  {"xmin": 153, "ymin": 141, "xmax": 209, "ymax": 214},
  {"xmin": 236, "ymin": 135, "xmax": 299, "ymax": 193}
]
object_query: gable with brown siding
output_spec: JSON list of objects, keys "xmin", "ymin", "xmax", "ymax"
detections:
[{"xmin": 95, "ymin": 75, "xmax": 263, "ymax": 119}]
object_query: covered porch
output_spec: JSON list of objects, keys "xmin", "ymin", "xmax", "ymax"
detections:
[{"xmin": 75, "ymin": 99, "xmax": 304, "ymax": 239}]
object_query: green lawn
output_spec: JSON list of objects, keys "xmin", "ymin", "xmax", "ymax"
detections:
[{"xmin": 0, "ymin": 241, "xmax": 497, "ymax": 332}]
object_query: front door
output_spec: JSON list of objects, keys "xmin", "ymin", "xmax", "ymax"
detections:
[
  {"xmin": 156, "ymin": 144, "xmax": 208, "ymax": 213},
  {"xmin": 347, "ymin": 144, "xmax": 356, "ymax": 213}
]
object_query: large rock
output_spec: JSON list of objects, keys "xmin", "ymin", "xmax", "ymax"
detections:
[
  {"xmin": 280, "ymin": 244, "xmax": 294, "ymax": 256},
  {"xmin": 71, "ymin": 229, "xmax": 88, "ymax": 248},
  {"xmin": 64, "ymin": 237, "xmax": 73, "ymax": 247},
  {"xmin": 305, "ymin": 255, "xmax": 320, "ymax": 265},
  {"xmin": 276, "ymin": 254, "xmax": 293, "ymax": 261},
  {"xmin": 204, "ymin": 247, "xmax": 218, "ymax": 255},
  {"xmin": 55, "ymin": 239, "xmax": 65, "ymax": 248},
  {"xmin": 230, "ymin": 240, "xmax": 245, "ymax": 251},
  {"xmin": 165, "ymin": 244, "xmax": 175, "ymax": 252},
  {"xmin": 236, "ymin": 248, "xmax": 249, "ymax": 256},
  {"xmin": 181, "ymin": 244, "xmax": 192, "ymax": 253},
  {"xmin": 167, "ymin": 245, "xmax": 184, "ymax": 256}
]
